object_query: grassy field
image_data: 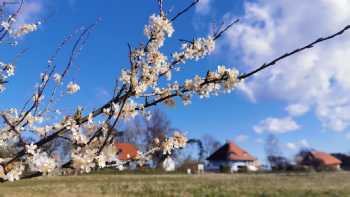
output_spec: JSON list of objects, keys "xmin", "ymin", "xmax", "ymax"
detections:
[{"xmin": 0, "ymin": 172, "xmax": 349, "ymax": 197}]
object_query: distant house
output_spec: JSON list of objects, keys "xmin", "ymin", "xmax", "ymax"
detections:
[
  {"xmin": 162, "ymin": 157, "xmax": 176, "ymax": 172},
  {"xmin": 109, "ymin": 143, "xmax": 139, "ymax": 171},
  {"xmin": 115, "ymin": 143, "xmax": 139, "ymax": 161},
  {"xmin": 206, "ymin": 141, "xmax": 259, "ymax": 172},
  {"xmin": 331, "ymin": 153, "xmax": 350, "ymax": 170},
  {"xmin": 298, "ymin": 151, "xmax": 342, "ymax": 170}
]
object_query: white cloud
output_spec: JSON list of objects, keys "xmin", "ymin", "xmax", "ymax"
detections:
[
  {"xmin": 235, "ymin": 134, "xmax": 249, "ymax": 143},
  {"xmin": 17, "ymin": 1, "xmax": 43, "ymax": 26},
  {"xmin": 286, "ymin": 142, "xmax": 297, "ymax": 150},
  {"xmin": 254, "ymin": 116, "xmax": 300, "ymax": 134},
  {"xmin": 224, "ymin": 0, "xmax": 350, "ymax": 132},
  {"xmin": 286, "ymin": 139, "xmax": 310, "ymax": 151},
  {"xmin": 195, "ymin": 0, "xmax": 212, "ymax": 15},
  {"xmin": 237, "ymin": 82, "xmax": 256, "ymax": 102},
  {"xmin": 286, "ymin": 104, "xmax": 309, "ymax": 117},
  {"xmin": 299, "ymin": 139, "xmax": 310, "ymax": 148}
]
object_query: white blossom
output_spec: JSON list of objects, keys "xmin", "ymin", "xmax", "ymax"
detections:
[
  {"xmin": 87, "ymin": 113, "xmax": 93, "ymax": 124},
  {"xmin": 72, "ymin": 148, "xmax": 97, "ymax": 173},
  {"xmin": 144, "ymin": 14, "xmax": 174, "ymax": 50},
  {"xmin": 28, "ymin": 152, "xmax": 57, "ymax": 174},
  {"xmin": 2, "ymin": 163, "xmax": 25, "ymax": 182},
  {"xmin": 1, "ymin": 21, "xmax": 10, "ymax": 30},
  {"xmin": 53, "ymin": 73, "xmax": 62, "ymax": 84},
  {"xmin": 2, "ymin": 64, "xmax": 15, "ymax": 77},
  {"xmin": 26, "ymin": 143, "xmax": 38, "ymax": 155},
  {"xmin": 161, "ymin": 132, "xmax": 187, "ymax": 155},
  {"xmin": 13, "ymin": 23, "xmax": 39, "ymax": 37},
  {"xmin": 67, "ymin": 82, "xmax": 80, "ymax": 94}
]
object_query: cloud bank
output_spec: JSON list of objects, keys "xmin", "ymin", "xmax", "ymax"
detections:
[
  {"xmin": 254, "ymin": 117, "xmax": 300, "ymax": 134},
  {"xmin": 225, "ymin": 0, "xmax": 350, "ymax": 132},
  {"xmin": 195, "ymin": 0, "xmax": 212, "ymax": 15},
  {"xmin": 286, "ymin": 139, "xmax": 310, "ymax": 151}
]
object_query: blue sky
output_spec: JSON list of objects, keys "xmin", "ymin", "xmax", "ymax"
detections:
[{"xmin": 2, "ymin": 0, "xmax": 350, "ymax": 163}]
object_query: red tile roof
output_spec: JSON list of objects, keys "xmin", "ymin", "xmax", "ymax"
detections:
[
  {"xmin": 207, "ymin": 142, "xmax": 256, "ymax": 161},
  {"xmin": 115, "ymin": 143, "xmax": 138, "ymax": 161},
  {"xmin": 311, "ymin": 151, "xmax": 342, "ymax": 166}
]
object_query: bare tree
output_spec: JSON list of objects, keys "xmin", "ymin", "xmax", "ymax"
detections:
[
  {"xmin": 120, "ymin": 117, "xmax": 147, "ymax": 151},
  {"xmin": 144, "ymin": 109, "xmax": 171, "ymax": 149},
  {"xmin": 122, "ymin": 109, "xmax": 173, "ymax": 167},
  {"xmin": 201, "ymin": 134, "xmax": 221, "ymax": 159},
  {"xmin": 265, "ymin": 134, "xmax": 291, "ymax": 171},
  {"xmin": 264, "ymin": 134, "xmax": 282, "ymax": 158}
]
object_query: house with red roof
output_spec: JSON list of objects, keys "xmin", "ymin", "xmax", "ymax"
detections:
[
  {"xmin": 206, "ymin": 141, "xmax": 259, "ymax": 172},
  {"xmin": 298, "ymin": 150, "xmax": 342, "ymax": 170},
  {"xmin": 115, "ymin": 143, "xmax": 139, "ymax": 161},
  {"xmin": 108, "ymin": 143, "xmax": 140, "ymax": 171}
]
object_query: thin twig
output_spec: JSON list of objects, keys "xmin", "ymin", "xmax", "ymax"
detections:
[
  {"xmin": 239, "ymin": 25, "xmax": 350, "ymax": 80},
  {"xmin": 170, "ymin": 0, "xmax": 199, "ymax": 22}
]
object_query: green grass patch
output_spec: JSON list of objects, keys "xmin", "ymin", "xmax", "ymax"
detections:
[{"xmin": 0, "ymin": 172, "xmax": 349, "ymax": 196}]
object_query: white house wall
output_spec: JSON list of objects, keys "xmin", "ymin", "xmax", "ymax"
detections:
[{"xmin": 207, "ymin": 160, "xmax": 258, "ymax": 172}]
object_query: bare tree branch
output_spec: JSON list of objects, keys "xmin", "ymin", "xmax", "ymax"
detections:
[
  {"xmin": 170, "ymin": 0, "xmax": 199, "ymax": 22},
  {"xmin": 239, "ymin": 25, "xmax": 350, "ymax": 80}
]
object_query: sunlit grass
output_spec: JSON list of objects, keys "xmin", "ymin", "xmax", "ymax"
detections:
[{"xmin": 0, "ymin": 172, "xmax": 349, "ymax": 197}]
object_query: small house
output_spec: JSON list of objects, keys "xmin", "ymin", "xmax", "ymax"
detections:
[
  {"xmin": 113, "ymin": 143, "xmax": 139, "ymax": 170},
  {"xmin": 115, "ymin": 143, "xmax": 139, "ymax": 161},
  {"xmin": 206, "ymin": 141, "xmax": 259, "ymax": 172},
  {"xmin": 331, "ymin": 153, "xmax": 350, "ymax": 170},
  {"xmin": 162, "ymin": 157, "xmax": 176, "ymax": 172},
  {"xmin": 297, "ymin": 150, "xmax": 342, "ymax": 170}
]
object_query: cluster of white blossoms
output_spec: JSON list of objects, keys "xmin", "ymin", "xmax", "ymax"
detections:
[
  {"xmin": 118, "ymin": 11, "xmax": 237, "ymax": 107},
  {"xmin": 1, "ymin": 63, "xmax": 15, "ymax": 77},
  {"xmin": 72, "ymin": 148, "xmax": 97, "ymax": 173},
  {"xmin": 121, "ymin": 100, "xmax": 138, "ymax": 120},
  {"xmin": 144, "ymin": 14, "xmax": 174, "ymax": 50},
  {"xmin": 71, "ymin": 143, "xmax": 120, "ymax": 173},
  {"xmin": 217, "ymin": 65, "xmax": 240, "ymax": 93},
  {"xmin": 0, "ymin": 63, "xmax": 15, "ymax": 92},
  {"xmin": 19, "ymin": 110, "xmax": 54, "ymax": 137},
  {"xmin": 72, "ymin": 128, "xmax": 89, "ymax": 145},
  {"xmin": 64, "ymin": 117, "xmax": 89, "ymax": 145},
  {"xmin": 1, "ymin": 16, "xmax": 40, "ymax": 38},
  {"xmin": 0, "ymin": 163, "xmax": 25, "ymax": 182},
  {"xmin": 26, "ymin": 112, "xmax": 44, "ymax": 127},
  {"xmin": 96, "ymin": 144, "xmax": 118, "ymax": 168},
  {"xmin": 26, "ymin": 144, "xmax": 57, "ymax": 175},
  {"xmin": 0, "ymin": 15, "xmax": 40, "ymax": 92},
  {"xmin": 180, "ymin": 65, "xmax": 240, "ymax": 99},
  {"xmin": 53, "ymin": 73, "xmax": 62, "ymax": 84},
  {"xmin": 66, "ymin": 81, "xmax": 80, "ymax": 94},
  {"xmin": 13, "ymin": 23, "xmax": 40, "ymax": 37},
  {"xmin": 1, "ymin": 21, "xmax": 11, "ymax": 31},
  {"xmin": 173, "ymin": 36, "xmax": 215, "ymax": 62},
  {"xmin": 103, "ymin": 99, "xmax": 139, "ymax": 120},
  {"xmin": 102, "ymin": 102, "xmax": 120, "ymax": 117},
  {"xmin": 0, "ymin": 15, "xmax": 15, "ymax": 33},
  {"xmin": 29, "ymin": 152, "xmax": 57, "ymax": 174},
  {"xmin": 118, "ymin": 15, "xmax": 175, "ymax": 97},
  {"xmin": 161, "ymin": 132, "xmax": 187, "ymax": 155}
]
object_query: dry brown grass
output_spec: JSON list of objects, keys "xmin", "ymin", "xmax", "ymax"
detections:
[{"xmin": 0, "ymin": 172, "xmax": 349, "ymax": 197}]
